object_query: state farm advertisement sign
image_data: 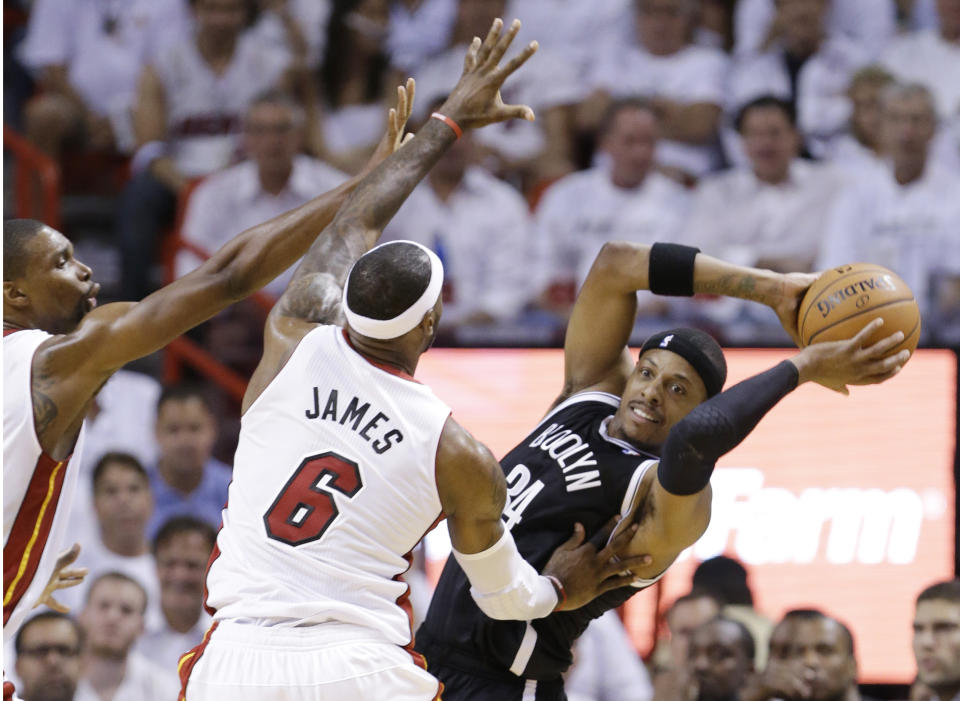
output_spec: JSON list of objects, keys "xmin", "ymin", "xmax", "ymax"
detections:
[{"xmin": 417, "ymin": 348, "xmax": 956, "ymax": 683}]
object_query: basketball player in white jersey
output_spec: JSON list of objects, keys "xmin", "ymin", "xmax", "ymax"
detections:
[
  {"xmin": 186, "ymin": 19, "xmax": 648, "ymax": 701},
  {"xmin": 2, "ymin": 78, "xmax": 418, "ymax": 678}
]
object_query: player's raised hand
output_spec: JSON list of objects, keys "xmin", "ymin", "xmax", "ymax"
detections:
[
  {"xmin": 541, "ymin": 522, "xmax": 653, "ymax": 611},
  {"xmin": 770, "ymin": 271, "xmax": 818, "ymax": 347},
  {"xmin": 790, "ymin": 318, "xmax": 911, "ymax": 395},
  {"xmin": 439, "ymin": 18, "xmax": 538, "ymax": 129},
  {"xmin": 33, "ymin": 543, "xmax": 87, "ymax": 614},
  {"xmin": 368, "ymin": 78, "xmax": 416, "ymax": 166}
]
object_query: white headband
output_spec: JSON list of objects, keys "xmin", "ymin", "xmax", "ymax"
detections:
[{"xmin": 342, "ymin": 240, "xmax": 444, "ymax": 340}]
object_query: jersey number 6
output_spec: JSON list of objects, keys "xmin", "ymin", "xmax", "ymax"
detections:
[{"xmin": 263, "ymin": 451, "xmax": 363, "ymax": 546}]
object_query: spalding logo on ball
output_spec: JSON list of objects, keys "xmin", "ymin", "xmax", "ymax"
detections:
[{"xmin": 798, "ymin": 263, "xmax": 921, "ymax": 356}]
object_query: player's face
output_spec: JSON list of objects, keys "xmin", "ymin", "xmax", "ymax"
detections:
[
  {"xmin": 785, "ymin": 619, "xmax": 856, "ymax": 701},
  {"xmin": 611, "ymin": 349, "xmax": 708, "ymax": 450},
  {"xmin": 881, "ymin": 94, "xmax": 936, "ymax": 164},
  {"xmin": 15, "ymin": 619, "xmax": 82, "ymax": 701},
  {"xmin": 156, "ymin": 532, "xmax": 213, "ymax": 619},
  {"xmin": 741, "ymin": 107, "xmax": 799, "ymax": 183},
  {"xmin": 80, "ymin": 580, "xmax": 146, "ymax": 657},
  {"xmin": 9, "ymin": 228, "xmax": 99, "ymax": 335},
  {"xmin": 637, "ymin": 0, "xmax": 692, "ymax": 55},
  {"xmin": 155, "ymin": 397, "xmax": 218, "ymax": 475},
  {"xmin": 913, "ymin": 600, "xmax": 960, "ymax": 689},
  {"xmin": 602, "ymin": 108, "xmax": 658, "ymax": 189},
  {"xmin": 93, "ymin": 463, "xmax": 153, "ymax": 537},
  {"xmin": 689, "ymin": 621, "xmax": 753, "ymax": 701}
]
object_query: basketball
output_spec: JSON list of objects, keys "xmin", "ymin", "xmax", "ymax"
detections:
[{"xmin": 798, "ymin": 263, "xmax": 921, "ymax": 356}]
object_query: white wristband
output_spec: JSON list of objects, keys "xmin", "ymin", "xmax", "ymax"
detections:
[{"xmin": 453, "ymin": 530, "xmax": 558, "ymax": 621}]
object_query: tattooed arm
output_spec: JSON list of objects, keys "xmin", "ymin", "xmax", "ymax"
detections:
[{"xmin": 560, "ymin": 242, "xmax": 815, "ymax": 399}]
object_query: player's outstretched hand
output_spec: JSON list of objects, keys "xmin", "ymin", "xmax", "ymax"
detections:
[
  {"xmin": 367, "ymin": 78, "xmax": 416, "ymax": 168},
  {"xmin": 439, "ymin": 18, "xmax": 538, "ymax": 129},
  {"xmin": 542, "ymin": 521, "xmax": 652, "ymax": 611},
  {"xmin": 770, "ymin": 271, "xmax": 818, "ymax": 347},
  {"xmin": 790, "ymin": 318, "xmax": 910, "ymax": 395},
  {"xmin": 33, "ymin": 543, "xmax": 87, "ymax": 614}
]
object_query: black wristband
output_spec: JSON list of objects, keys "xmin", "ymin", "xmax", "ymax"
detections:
[{"xmin": 649, "ymin": 243, "xmax": 701, "ymax": 297}]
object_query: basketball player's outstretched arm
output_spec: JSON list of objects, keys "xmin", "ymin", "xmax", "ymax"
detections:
[
  {"xmin": 28, "ymin": 100, "xmax": 413, "ymax": 459},
  {"xmin": 614, "ymin": 319, "xmax": 910, "ymax": 575},
  {"xmin": 560, "ymin": 242, "xmax": 815, "ymax": 401}
]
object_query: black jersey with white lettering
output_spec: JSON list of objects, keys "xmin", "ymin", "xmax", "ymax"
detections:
[{"xmin": 415, "ymin": 391, "xmax": 662, "ymax": 683}]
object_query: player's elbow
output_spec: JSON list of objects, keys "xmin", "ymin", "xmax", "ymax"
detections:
[{"xmin": 592, "ymin": 242, "xmax": 650, "ymax": 285}]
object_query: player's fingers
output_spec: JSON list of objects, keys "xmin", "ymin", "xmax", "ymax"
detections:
[
  {"xmin": 600, "ymin": 553, "xmax": 651, "ymax": 579},
  {"xmin": 486, "ymin": 18, "xmax": 522, "ymax": 68},
  {"xmin": 401, "ymin": 132, "xmax": 415, "ymax": 145},
  {"xmin": 396, "ymin": 84, "xmax": 407, "ymax": 119},
  {"xmin": 850, "ymin": 317, "xmax": 884, "ymax": 348},
  {"xmin": 463, "ymin": 36, "xmax": 481, "ymax": 73},
  {"xmin": 560, "ymin": 522, "xmax": 586, "ymax": 550},
  {"xmin": 476, "ymin": 18, "xmax": 503, "ymax": 67},
  {"xmin": 404, "ymin": 78, "xmax": 416, "ymax": 120},
  {"xmin": 862, "ymin": 329, "xmax": 904, "ymax": 358},
  {"xmin": 54, "ymin": 543, "xmax": 81, "ymax": 570},
  {"xmin": 599, "ymin": 522, "xmax": 638, "ymax": 559},
  {"xmin": 492, "ymin": 41, "xmax": 539, "ymax": 84},
  {"xmin": 595, "ymin": 573, "xmax": 640, "ymax": 595},
  {"xmin": 496, "ymin": 103, "xmax": 536, "ymax": 123}
]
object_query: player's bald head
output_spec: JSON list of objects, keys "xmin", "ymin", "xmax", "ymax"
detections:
[{"xmin": 4, "ymin": 219, "xmax": 48, "ymax": 280}]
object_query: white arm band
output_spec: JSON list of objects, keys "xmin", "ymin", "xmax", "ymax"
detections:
[{"xmin": 453, "ymin": 529, "xmax": 559, "ymax": 621}]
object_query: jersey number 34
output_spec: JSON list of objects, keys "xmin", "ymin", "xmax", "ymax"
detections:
[{"xmin": 263, "ymin": 452, "xmax": 363, "ymax": 546}]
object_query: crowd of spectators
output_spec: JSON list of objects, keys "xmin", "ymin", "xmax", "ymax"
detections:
[{"xmin": 5, "ymin": 0, "xmax": 959, "ymax": 349}]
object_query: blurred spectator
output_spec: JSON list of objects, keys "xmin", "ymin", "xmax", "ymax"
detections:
[
  {"xmin": 651, "ymin": 589, "xmax": 723, "ymax": 701},
  {"xmin": 58, "ymin": 453, "xmax": 161, "ymax": 628},
  {"xmin": 137, "ymin": 517, "xmax": 217, "ymax": 675},
  {"xmin": 382, "ymin": 114, "xmax": 535, "ymax": 335},
  {"xmin": 880, "ymin": 0, "xmax": 960, "ymax": 121},
  {"xmin": 826, "ymin": 66, "xmax": 895, "ymax": 169},
  {"xmin": 307, "ymin": 0, "xmax": 392, "ymax": 174},
  {"xmin": 148, "ymin": 383, "xmax": 231, "ymax": 539},
  {"xmin": 912, "ymin": 580, "xmax": 960, "ymax": 701},
  {"xmin": 412, "ymin": 0, "xmax": 580, "ymax": 184},
  {"xmin": 817, "ymin": 83, "xmax": 960, "ymax": 338},
  {"xmin": 691, "ymin": 556, "xmax": 775, "ymax": 670},
  {"xmin": 18, "ymin": 0, "xmax": 189, "ymax": 159},
  {"xmin": 687, "ymin": 96, "xmax": 843, "ymax": 275},
  {"xmin": 584, "ymin": 0, "xmax": 730, "ymax": 179},
  {"xmin": 119, "ymin": 0, "xmax": 291, "ymax": 300},
  {"xmin": 387, "ymin": 0, "xmax": 457, "ymax": 74},
  {"xmin": 565, "ymin": 610, "xmax": 654, "ymax": 701},
  {"xmin": 532, "ymin": 99, "xmax": 690, "ymax": 317},
  {"xmin": 688, "ymin": 617, "xmax": 756, "ymax": 701},
  {"xmin": 14, "ymin": 612, "xmax": 83, "ymax": 701},
  {"xmin": 67, "ymin": 370, "xmax": 161, "ymax": 551},
  {"xmin": 75, "ymin": 573, "xmax": 179, "ymax": 700},
  {"xmin": 734, "ymin": 0, "xmax": 896, "ymax": 59},
  {"xmin": 741, "ymin": 609, "xmax": 878, "ymax": 701},
  {"xmin": 250, "ymin": 0, "xmax": 332, "ymax": 69},
  {"xmin": 176, "ymin": 91, "xmax": 347, "ymax": 299},
  {"xmin": 727, "ymin": 0, "xmax": 871, "ymax": 161}
]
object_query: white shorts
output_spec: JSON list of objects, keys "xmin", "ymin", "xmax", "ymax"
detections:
[{"xmin": 181, "ymin": 620, "xmax": 442, "ymax": 701}]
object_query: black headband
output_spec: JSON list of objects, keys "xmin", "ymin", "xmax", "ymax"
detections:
[{"xmin": 639, "ymin": 329, "xmax": 726, "ymax": 397}]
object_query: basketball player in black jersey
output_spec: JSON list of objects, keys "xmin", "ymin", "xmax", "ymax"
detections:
[{"xmin": 415, "ymin": 242, "xmax": 910, "ymax": 700}]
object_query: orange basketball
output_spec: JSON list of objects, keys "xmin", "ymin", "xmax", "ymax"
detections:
[{"xmin": 798, "ymin": 263, "xmax": 921, "ymax": 356}]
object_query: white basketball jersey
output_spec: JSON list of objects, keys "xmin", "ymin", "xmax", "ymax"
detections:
[
  {"xmin": 206, "ymin": 325, "xmax": 451, "ymax": 646},
  {"xmin": 3, "ymin": 329, "xmax": 85, "ymax": 642}
]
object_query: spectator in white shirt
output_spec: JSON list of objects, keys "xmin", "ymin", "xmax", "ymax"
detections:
[
  {"xmin": 137, "ymin": 517, "xmax": 217, "ymax": 677},
  {"xmin": 58, "ymin": 454, "xmax": 161, "ymax": 630},
  {"xmin": 818, "ymin": 83, "xmax": 960, "ymax": 337},
  {"xmin": 825, "ymin": 65, "xmax": 895, "ymax": 171},
  {"xmin": 176, "ymin": 91, "xmax": 347, "ymax": 299},
  {"xmin": 13, "ymin": 612, "xmax": 84, "ymax": 701},
  {"xmin": 727, "ymin": 0, "xmax": 871, "ymax": 163},
  {"xmin": 565, "ymin": 610, "xmax": 654, "ymax": 701},
  {"xmin": 250, "ymin": 0, "xmax": 332, "ymax": 69},
  {"xmin": 382, "ymin": 117, "xmax": 535, "ymax": 337},
  {"xmin": 411, "ymin": 0, "xmax": 581, "ymax": 185},
  {"xmin": 880, "ymin": 0, "xmax": 960, "ymax": 120},
  {"xmin": 584, "ymin": 0, "xmax": 730, "ymax": 180},
  {"xmin": 687, "ymin": 96, "xmax": 844, "ymax": 274},
  {"xmin": 387, "ymin": 0, "xmax": 457, "ymax": 74},
  {"xmin": 118, "ymin": 0, "xmax": 291, "ymax": 300},
  {"xmin": 75, "ymin": 573, "xmax": 179, "ymax": 701},
  {"xmin": 532, "ymin": 99, "xmax": 690, "ymax": 318},
  {"xmin": 19, "ymin": 0, "xmax": 188, "ymax": 159}
]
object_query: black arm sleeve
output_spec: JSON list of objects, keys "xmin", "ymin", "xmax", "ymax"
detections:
[{"xmin": 657, "ymin": 360, "xmax": 800, "ymax": 496}]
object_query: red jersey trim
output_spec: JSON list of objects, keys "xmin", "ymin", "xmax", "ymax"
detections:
[
  {"xmin": 340, "ymin": 329, "xmax": 421, "ymax": 384},
  {"xmin": 3, "ymin": 453, "xmax": 70, "ymax": 625},
  {"xmin": 177, "ymin": 620, "xmax": 219, "ymax": 701},
  {"xmin": 3, "ymin": 328, "xmax": 22, "ymax": 337}
]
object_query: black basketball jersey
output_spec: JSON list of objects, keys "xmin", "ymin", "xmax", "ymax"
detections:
[{"xmin": 416, "ymin": 391, "xmax": 662, "ymax": 682}]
